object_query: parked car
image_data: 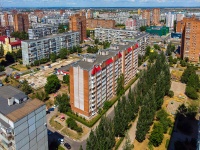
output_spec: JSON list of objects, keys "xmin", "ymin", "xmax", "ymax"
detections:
[
  {"xmin": 48, "ymin": 130, "xmax": 52, "ymax": 135},
  {"xmin": 58, "ymin": 138, "xmax": 64, "ymax": 144},
  {"xmin": 48, "ymin": 108, "xmax": 54, "ymax": 111},
  {"xmin": 46, "ymin": 110, "xmax": 50, "ymax": 114},
  {"xmin": 64, "ymin": 143, "xmax": 71, "ymax": 149}
]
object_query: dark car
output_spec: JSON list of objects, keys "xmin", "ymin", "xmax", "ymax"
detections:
[
  {"xmin": 46, "ymin": 110, "xmax": 50, "ymax": 114},
  {"xmin": 64, "ymin": 143, "xmax": 71, "ymax": 149},
  {"xmin": 48, "ymin": 108, "xmax": 54, "ymax": 111}
]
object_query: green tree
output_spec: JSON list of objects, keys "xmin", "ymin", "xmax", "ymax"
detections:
[
  {"xmin": 16, "ymin": 49, "xmax": 22, "ymax": 59},
  {"xmin": 94, "ymin": 39, "xmax": 99, "ymax": 44},
  {"xmin": 154, "ymin": 44, "xmax": 160, "ymax": 50},
  {"xmin": 168, "ymin": 90, "xmax": 174, "ymax": 98},
  {"xmin": 0, "ymin": 44, "xmax": 4, "ymax": 57},
  {"xmin": 0, "ymin": 65, "xmax": 5, "ymax": 72},
  {"xmin": 55, "ymin": 94, "xmax": 70, "ymax": 113},
  {"xmin": 139, "ymin": 26, "xmax": 147, "ymax": 32},
  {"xmin": 116, "ymin": 74, "xmax": 124, "ymax": 96},
  {"xmin": 5, "ymin": 52, "xmax": 15, "ymax": 64},
  {"xmin": 45, "ymin": 75, "xmax": 61, "ymax": 94},
  {"xmin": 79, "ymin": 145, "xmax": 83, "ymax": 150},
  {"xmin": 145, "ymin": 46, "xmax": 151, "ymax": 56},
  {"xmin": 35, "ymin": 90, "xmax": 49, "ymax": 101},
  {"xmin": 123, "ymin": 132, "xmax": 134, "ymax": 150},
  {"xmin": 63, "ymin": 75, "xmax": 70, "ymax": 85},
  {"xmin": 66, "ymin": 117, "xmax": 83, "ymax": 133},
  {"xmin": 21, "ymin": 80, "xmax": 32, "ymax": 95},
  {"xmin": 149, "ymin": 123, "xmax": 164, "ymax": 147},
  {"xmin": 187, "ymin": 73, "xmax": 200, "ymax": 91},
  {"xmin": 59, "ymin": 48, "xmax": 68, "ymax": 59},
  {"xmin": 181, "ymin": 66, "xmax": 196, "ymax": 84},
  {"xmin": 50, "ymin": 53, "xmax": 57, "ymax": 62},
  {"xmin": 185, "ymin": 86, "xmax": 198, "ymax": 100}
]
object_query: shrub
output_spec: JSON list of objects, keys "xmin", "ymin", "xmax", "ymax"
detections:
[
  {"xmin": 185, "ymin": 86, "xmax": 198, "ymax": 100},
  {"xmin": 168, "ymin": 90, "xmax": 174, "ymax": 98},
  {"xmin": 66, "ymin": 118, "xmax": 83, "ymax": 133}
]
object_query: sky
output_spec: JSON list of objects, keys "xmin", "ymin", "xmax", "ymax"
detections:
[{"xmin": 1, "ymin": 0, "xmax": 200, "ymax": 8}]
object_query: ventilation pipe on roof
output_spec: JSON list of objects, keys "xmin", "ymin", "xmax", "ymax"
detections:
[{"xmin": 8, "ymin": 97, "xmax": 14, "ymax": 106}]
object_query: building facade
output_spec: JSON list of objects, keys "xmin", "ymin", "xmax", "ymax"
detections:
[
  {"xmin": 69, "ymin": 14, "xmax": 86, "ymax": 41},
  {"xmin": 13, "ymin": 14, "xmax": 29, "ymax": 32},
  {"xmin": 94, "ymin": 28, "xmax": 149, "ymax": 54},
  {"xmin": 22, "ymin": 32, "xmax": 80, "ymax": 65},
  {"xmin": 0, "ymin": 86, "xmax": 48, "ymax": 150},
  {"xmin": 142, "ymin": 10, "xmax": 151, "ymax": 26},
  {"xmin": 176, "ymin": 13, "xmax": 185, "ymax": 22},
  {"xmin": 28, "ymin": 25, "xmax": 59, "ymax": 40},
  {"xmin": 166, "ymin": 12, "xmax": 175, "ymax": 28},
  {"xmin": 152, "ymin": 8, "xmax": 160, "ymax": 25},
  {"xmin": 177, "ymin": 15, "xmax": 200, "ymax": 62},
  {"xmin": 86, "ymin": 19, "xmax": 115, "ymax": 29},
  {"xmin": 0, "ymin": 36, "xmax": 21, "ymax": 55},
  {"xmin": 125, "ymin": 16, "xmax": 147, "ymax": 31},
  {"xmin": 70, "ymin": 41, "xmax": 139, "ymax": 118}
]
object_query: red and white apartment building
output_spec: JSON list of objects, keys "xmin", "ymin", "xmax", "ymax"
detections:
[{"xmin": 69, "ymin": 41, "xmax": 139, "ymax": 118}]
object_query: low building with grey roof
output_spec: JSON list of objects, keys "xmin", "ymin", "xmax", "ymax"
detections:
[{"xmin": 0, "ymin": 86, "xmax": 48, "ymax": 150}]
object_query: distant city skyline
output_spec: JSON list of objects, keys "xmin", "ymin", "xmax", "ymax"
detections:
[{"xmin": 1, "ymin": 0, "xmax": 200, "ymax": 8}]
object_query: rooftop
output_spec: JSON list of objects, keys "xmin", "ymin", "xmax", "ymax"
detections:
[
  {"xmin": 22, "ymin": 31, "xmax": 79, "ymax": 43},
  {"xmin": 0, "ymin": 86, "xmax": 44, "ymax": 122}
]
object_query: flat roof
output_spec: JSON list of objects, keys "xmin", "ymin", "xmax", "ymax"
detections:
[
  {"xmin": 22, "ymin": 31, "xmax": 79, "ymax": 43},
  {"xmin": 0, "ymin": 86, "xmax": 44, "ymax": 122}
]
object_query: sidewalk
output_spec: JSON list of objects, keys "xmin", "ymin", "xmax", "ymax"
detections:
[{"xmin": 118, "ymin": 117, "xmax": 139, "ymax": 150}]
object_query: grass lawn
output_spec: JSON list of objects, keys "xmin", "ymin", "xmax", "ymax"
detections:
[
  {"xmin": 61, "ymin": 124, "xmax": 89, "ymax": 140},
  {"xmin": 12, "ymin": 64, "xmax": 28, "ymax": 71},
  {"xmin": 49, "ymin": 115, "xmax": 64, "ymax": 130}
]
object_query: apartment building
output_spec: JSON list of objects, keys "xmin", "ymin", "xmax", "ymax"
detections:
[
  {"xmin": 22, "ymin": 32, "xmax": 79, "ymax": 65},
  {"xmin": 0, "ymin": 13, "xmax": 14, "ymax": 27},
  {"xmin": 142, "ymin": 10, "xmax": 151, "ymax": 26},
  {"xmin": 28, "ymin": 25, "xmax": 59, "ymax": 39},
  {"xmin": 13, "ymin": 14, "xmax": 29, "ymax": 32},
  {"xmin": 152, "ymin": 8, "xmax": 160, "ymax": 25},
  {"xmin": 86, "ymin": 9, "xmax": 93, "ymax": 19},
  {"xmin": 69, "ymin": 14, "xmax": 86, "ymax": 41},
  {"xmin": 125, "ymin": 16, "xmax": 147, "ymax": 31},
  {"xmin": 94, "ymin": 28, "xmax": 149, "ymax": 54},
  {"xmin": 166, "ymin": 12, "xmax": 175, "ymax": 28},
  {"xmin": 176, "ymin": 13, "xmax": 185, "ymax": 22},
  {"xmin": 70, "ymin": 41, "xmax": 138, "ymax": 118},
  {"xmin": 86, "ymin": 19, "xmax": 115, "ymax": 29},
  {"xmin": 177, "ymin": 15, "xmax": 200, "ymax": 62},
  {"xmin": 95, "ymin": 28, "xmax": 137, "ymax": 43},
  {"xmin": 0, "ymin": 85, "xmax": 48, "ymax": 150}
]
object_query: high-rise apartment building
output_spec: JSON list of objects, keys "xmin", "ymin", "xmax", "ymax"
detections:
[
  {"xmin": 22, "ymin": 32, "xmax": 79, "ymax": 65},
  {"xmin": 13, "ymin": 14, "xmax": 29, "ymax": 32},
  {"xmin": 152, "ymin": 8, "xmax": 160, "ymax": 25},
  {"xmin": 0, "ymin": 85, "xmax": 48, "ymax": 150},
  {"xmin": 86, "ymin": 9, "xmax": 93, "ymax": 19},
  {"xmin": 166, "ymin": 12, "xmax": 175, "ymax": 28},
  {"xmin": 177, "ymin": 15, "xmax": 200, "ymax": 62},
  {"xmin": 125, "ymin": 16, "xmax": 147, "ymax": 31},
  {"xmin": 142, "ymin": 10, "xmax": 151, "ymax": 26},
  {"xmin": 69, "ymin": 14, "xmax": 86, "ymax": 41},
  {"xmin": 86, "ymin": 19, "xmax": 115, "ymax": 29},
  {"xmin": 0, "ymin": 13, "xmax": 14, "ymax": 27},
  {"xmin": 176, "ymin": 13, "xmax": 185, "ymax": 22},
  {"xmin": 70, "ymin": 41, "xmax": 138, "ymax": 118},
  {"xmin": 138, "ymin": 9, "xmax": 141, "ymax": 15}
]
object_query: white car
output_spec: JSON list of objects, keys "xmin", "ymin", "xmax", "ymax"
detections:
[{"xmin": 58, "ymin": 138, "xmax": 64, "ymax": 144}]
